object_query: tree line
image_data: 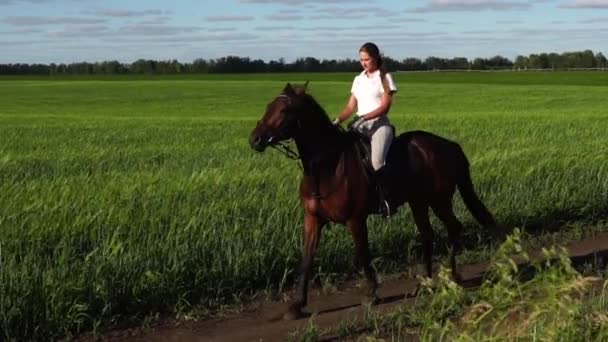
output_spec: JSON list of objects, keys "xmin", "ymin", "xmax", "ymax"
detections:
[{"xmin": 1, "ymin": 50, "xmax": 606, "ymax": 75}]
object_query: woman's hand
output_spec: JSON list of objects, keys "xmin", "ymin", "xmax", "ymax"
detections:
[{"xmin": 348, "ymin": 116, "xmax": 365, "ymax": 131}]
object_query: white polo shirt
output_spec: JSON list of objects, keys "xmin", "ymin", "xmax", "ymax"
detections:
[{"xmin": 351, "ymin": 70, "xmax": 397, "ymax": 116}]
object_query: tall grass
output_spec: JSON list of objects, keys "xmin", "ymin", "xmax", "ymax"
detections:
[
  {"xmin": 309, "ymin": 229, "xmax": 608, "ymax": 341},
  {"xmin": 0, "ymin": 72, "xmax": 607, "ymax": 339}
]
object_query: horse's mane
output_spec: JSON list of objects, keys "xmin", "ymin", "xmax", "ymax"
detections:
[
  {"xmin": 300, "ymin": 93, "xmax": 331, "ymax": 123},
  {"xmin": 288, "ymin": 86, "xmax": 348, "ymax": 140},
  {"xmin": 291, "ymin": 88, "xmax": 372, "ymax": 149}
]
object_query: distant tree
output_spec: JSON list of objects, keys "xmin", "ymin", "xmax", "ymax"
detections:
[
  {"xmin": 3, "ymin": 49, "xmax": 608, "ymax": 75},
  {"xmin": 318, "ymin": 59, "xmax": 335, "ymax": 72},
  {"xmin": 547, "ymin": 53, "xmax": 561, "ymax": 69},
  {"xmin": 97, "ymin": 60, "xmax": 125, "ymax": 74},
  {"xmin": 192, "ymin": 58, "xmax": 209, "ymax": 73},
  {"xmin": 170, "ymin": 59, "xmax": 181, "ymax": 73},
  {"xmin": 425, "ymin": 56, "xmax": 445, "ymax": 70},
  {"xmin": 401, "ymin": 58, "xmax": 423, "ymax": 71},
  {"xmin": 338, "ymin": 58, "xmax": 359, "ymax": 72},
  {"xmin": 486, "ymin": 55, "xmax": 512, "ymax": 69},
  {"xmin": 249, "ymin": 59, "xmax": 266, "ymax": 72},
  {"xmin": 527, "ymin": 54, "xmax": 540, "ymax": 69},
  {"xmin": 303, "ymin": 57, "xmax": 320, "ymax": 72},
  {"xmin": 267, "ymin": 59, "xmax": 285, "ymax": 72},
  {"xmin": 382, "ymin": 55, "xmax": 400, "ymax": 71},
  {"xmin": 514, "ymin": 55, "xmax": 528, "ymax": 69},
  {"xmin": 596, "ymin": 52, "xmax": 607, "ymax": 68},
  {"xmin": 537, "ymin": 53, "xmax": 550, "ymax": 69},
  {"xmin": 449, "ymin": 57, "xmax": 470, "ymax": 70},
  {"xmin": 211, "ymin": 56, "xmax": 258, "ymax": 73},
  {"xmin": 581, "ymin": 49, "xmax": 595, "ymax": 68},
  {"xmin": 471, "ymin": 58, "xmax": 486, "ymax": 70},
  {"xmin": 131, "ymin": 59, "xmax": 157, "ymax": 74}
]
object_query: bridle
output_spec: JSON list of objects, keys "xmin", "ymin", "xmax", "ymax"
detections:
[
  {"xmin": 262, "ymin": 94, "xmax": 302, "ymax": 165},
  {"xmin": 259, "ymin": 93, "xmax": 347, "ymax": 200}
]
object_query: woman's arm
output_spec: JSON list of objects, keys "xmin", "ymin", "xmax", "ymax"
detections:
[
  {"xmin": 335, "ymin": 94, "xmax": 357, "ymax": 124},
  {"xmin": 361, "ymin": 91, "xmax": 393, "ymax": 121}
]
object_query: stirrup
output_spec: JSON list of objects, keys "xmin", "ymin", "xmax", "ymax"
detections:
[{"xmin": 380, "ymin": 200, "xmax": 391, "ymax": 218}]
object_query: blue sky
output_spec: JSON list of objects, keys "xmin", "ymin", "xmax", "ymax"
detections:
[{"xmin": 1, "ymin": 0, "xmax": 607, "ymax": 63}]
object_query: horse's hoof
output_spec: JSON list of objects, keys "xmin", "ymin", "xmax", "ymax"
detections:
[{"xmin": 361, "ymin": 294, "xmax": 380, "ymax": 307}]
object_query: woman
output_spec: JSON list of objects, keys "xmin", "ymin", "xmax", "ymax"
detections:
[{"xmin": 334, "ymin": 42, "xmax": 397, "ymax": 217}]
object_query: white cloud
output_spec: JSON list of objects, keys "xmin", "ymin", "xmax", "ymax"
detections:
[
  {"xmin": 578, "ymin": 17, "xmax": 608, "ymax": 22},
  {"xmin": 497, "ymin": 19, "xmax": 524, "ymax": 24},
  {"xmin": 0, "ymin": 27, "xmax": 42, "ymax": 34},
  {"xmin": 300, "ymin": 26, "xmax": 349, "ymax": 31},
  {"xmin": 117, "ymin": 25, "xmax": 202, "ymax": 36},
  {"xmin": 318, "ymin": 5, "xmax": 397, "ymax": 17},
  {"xmin": 254, "ymin": 25, "xmax": 296, "ymax": 30},
  {"xmin": 43, "ymin": 24, "xmax": 203, "ymax": 38},
  {"xmin": 309, "ymin": 14, "xmax": 367, "ymax": 19},
  {"xmin": 137, "ymin": 17, "xmax": 172, "ymax": 25},
  {"xmin": 408, "ymin": 0, "xmax": 530, "ymax": 13},
  {"xmin": 205, "ymin": 15, "xmax": 254, "ymax": 21},
  {"xmin": 2, "ymin": 16, "xmax": 106, "ymax": 25},
  {"xmin": 388, "ymin": 17, "xmax": 428, "ymax": 23},
  {"xmin": 47, "ymin": 25, "xmax": 110, "ymax": 38},
  {"xmin": 265, "ymin": 14, "xmax": 303, "ymax": 20},
  {"xmin": 0, "ymin": 0, "xmax": 52, "ymax": 5},
  {"xmin": 240, "ymin": 0, "xmax": 368, "ymax": 3},
  {"xmin": 560, "ymin": 0, "xmax": 608, "ymax": 8},
  {"xmin": 82, "ymin": 9, "xmax": 171, "ymax": 18},
  {"xmin": 102, "ymin": 32, "xmax": 259, "ymax": 43},
  {"xmin": 207, "ymin": 27, "xmax": 238, "ymax": 32}
]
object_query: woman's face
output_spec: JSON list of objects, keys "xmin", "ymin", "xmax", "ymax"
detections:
[{"xmin": 359, "ymin": 51, "xmax": 377, "ymax": 73}]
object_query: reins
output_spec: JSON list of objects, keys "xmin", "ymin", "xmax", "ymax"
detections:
[
  {"xmin": 267, "ymin": 93, "xmax": 350, "ymax": 200},
  {"xmin": 269, "ymin": 139, "xmax": 304, "ymax": 171}
]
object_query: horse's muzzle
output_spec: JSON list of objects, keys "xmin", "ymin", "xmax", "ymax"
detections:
[{"xmin": 249, "ymin": 133, "xmax": 267, "ymax": 152}]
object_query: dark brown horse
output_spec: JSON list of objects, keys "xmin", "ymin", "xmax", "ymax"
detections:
[{"xmin": 249, "ymin": 83, "xmax": 497, "ymax": 319}]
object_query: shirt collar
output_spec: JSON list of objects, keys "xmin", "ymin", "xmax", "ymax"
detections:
[{"xmin": 361, "ymin": 69, "xmax": 380, "ymax": 78}]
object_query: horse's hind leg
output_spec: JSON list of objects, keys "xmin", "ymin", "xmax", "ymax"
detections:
[
  {"xmin": 409, "ymin": 202, "xmax": 433, "ymax": 278},
  {"xmin": 431, "ymin": 199, "xmax": 464, "ymax": 282},
  {"xmin": 347, "ymin": 218, "xmax": 379, "ymax": 306}
]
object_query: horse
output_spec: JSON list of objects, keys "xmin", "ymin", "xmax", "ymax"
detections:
[{"xmin": 249, "ymin": 83, "xmax": 497, "ymax": 320}]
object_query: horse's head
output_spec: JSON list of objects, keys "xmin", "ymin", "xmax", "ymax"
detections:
[{"xmin": 249, "ymin": 82, "xmax": 307, "ymax": 152}]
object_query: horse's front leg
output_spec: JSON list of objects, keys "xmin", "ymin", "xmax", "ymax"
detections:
[
  {"xmin": 347, "ymin": 217, "xmax": 379, "ymax": 306},
  {"xmin": 284, "ymin": 211, "xmax": 322, "ymax": 320}
]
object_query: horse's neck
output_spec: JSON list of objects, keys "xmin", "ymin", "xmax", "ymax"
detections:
[{"xmin": 294, "ymin": 125, "xmax": 345, "ymax": 176}]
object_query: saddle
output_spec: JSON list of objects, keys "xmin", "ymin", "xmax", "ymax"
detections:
[
  {"xmin": 346, "ymin": 123, "xmax": 397, "ymax": 216},
  {"xmin": 348, "ymin": 130, "xmax": 375, "ymax": 182},
  {"xmin": 346, "ymin": 123, "xmax": 396, "ymax": 181}
]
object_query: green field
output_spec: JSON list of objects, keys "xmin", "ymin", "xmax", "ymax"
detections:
[{"xmin": 1, "ymin": 72, "xmax": 608, "ymax": 339}]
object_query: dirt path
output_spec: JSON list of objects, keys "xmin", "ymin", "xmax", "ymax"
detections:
[{"xmin": 92, "ymin": 232, "xmax": 608, "ymax": 342}]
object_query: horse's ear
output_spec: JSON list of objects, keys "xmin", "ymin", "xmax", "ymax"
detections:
[
  {"xmin": 283, "ymin": 83, "xmax": 294, "ymax": 94},
  {"xmin": 304, "ymin": 81, "xmax": 309, "ymax": 92}
]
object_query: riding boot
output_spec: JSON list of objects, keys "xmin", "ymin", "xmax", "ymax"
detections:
[{"xmin": 374, "ymin": 166, "xmax": 393, "ymax": 218}]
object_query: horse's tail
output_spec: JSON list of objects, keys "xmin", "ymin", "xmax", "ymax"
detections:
[{"xmin": 455, "ymin": 146, "xmax": 496, "ymax": 229}]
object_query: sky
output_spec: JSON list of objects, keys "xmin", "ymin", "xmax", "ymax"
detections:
[{"xmin": 1, "ymin": 0, "xmax": 607, "ymax": 64}]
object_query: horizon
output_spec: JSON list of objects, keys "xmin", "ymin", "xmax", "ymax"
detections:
[
  {"xmin": 1, "ymin": 49, "xmax": 604, "ymax": 66},
  {"xmin": 1, "ymin": 0, "xmax": 608, "ymax": 64}
]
